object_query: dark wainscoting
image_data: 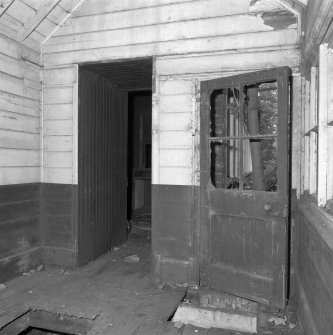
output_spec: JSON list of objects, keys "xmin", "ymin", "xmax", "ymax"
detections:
[
  {"xmin": 0, "ymin": 183, "xmax": 41, "ymax": 282},
  {"xmin": 152, "ymin": 184, "xmax": 199, "ymax": 285},
  {"xmin": 41, "ymin": 183, "xmax": 78, "ymax": 268},
  {"xmin": 295, "ymin": 195, "xmax": 333, "ymax": 335}
]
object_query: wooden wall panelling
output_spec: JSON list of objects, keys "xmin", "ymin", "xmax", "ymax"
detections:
[
  {"xmin": 43, "ymin": 0, "xmax": 298, "ymax": 67},
  {"xmin": 297, "ymin": 197, "xmax": 333, "ymax": 334},
  {"xmin": 42, "ymin": 65, "xmax": 78, "ymax": 184},
  {"xmin": 0, "ymin": 34, "xmax": 41, "ymax": 186},
  {"xmin": 54, "ymin": 0, "xmax": 290, "ymax": 37},
  {"xmin": 0, "ymin": 183, "xmax": 41, "ymax": 282},
  {"xmin": 41, "ymin": 183, "xmax": 78, "ymax": 268}
]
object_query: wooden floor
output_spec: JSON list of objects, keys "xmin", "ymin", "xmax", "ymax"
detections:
[{"xmin": 0, "ymin": 214, "xmax": 304, "ymax": 335}]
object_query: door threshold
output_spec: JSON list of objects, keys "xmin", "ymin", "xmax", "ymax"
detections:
[{"xmin": 171, "ymin": 288, "xmax": 258, "ymax": 333}]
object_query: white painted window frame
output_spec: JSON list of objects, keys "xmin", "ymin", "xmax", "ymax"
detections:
[
  {"xmin": 301, "ymin": 44, "xmax": 333, "ymax": 207},
  {"xmin": 317, "ymin": 43, "xmax": 333, "ymax": 207}
]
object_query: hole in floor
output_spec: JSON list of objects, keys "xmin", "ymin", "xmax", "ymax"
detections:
[
  {"xmin": 2, "ymin": 310, "xmax": 92, "ymax": 335},
  {"xmin": 19, "ymin": 327, "xmax": 73, "ymax": 334}
]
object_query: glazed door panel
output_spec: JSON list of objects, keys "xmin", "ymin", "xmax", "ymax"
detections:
[{"xmin": 200, "ymin": 67, "xmax": 290, "ymax": 308}]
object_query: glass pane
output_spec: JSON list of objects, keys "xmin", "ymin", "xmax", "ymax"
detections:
[
  {"xmin": 210, "ymin": 138, "xmax": 277, "ymax": 191},
  {"xmin": 243, "ymin": 81, "xmax": 278, "ymax": 136},
  {"xmin": 210, "ymin": 87, "xmax": 241, "ymax": 137}
]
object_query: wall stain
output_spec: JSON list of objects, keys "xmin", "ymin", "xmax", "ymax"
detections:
[{"xmin": 261, "ymin": 10, "xmax": 297, "ymax": 30}]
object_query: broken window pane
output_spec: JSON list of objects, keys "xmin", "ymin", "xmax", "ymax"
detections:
[
  {"xmin": 242, "ymin": 138, "xmax": 278, "ymax": 191},
  {"xmin": 210, "ymin": 138, "xmax": 277, "ymax": 191},
  {"xmin": 243, "ymin": 81, "xmax": 278, "ymax": 136},
  {"xmin": 209, "ymin": 81, "xmax": 278, "ymax": 192},
  {"xmin": 210, "ymin": 87, "xmax": 241, "ymax": 137}
]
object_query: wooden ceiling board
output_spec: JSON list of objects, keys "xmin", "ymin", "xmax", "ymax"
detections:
[
  {"xmin": 0, "ymin": 0, "xmax": 307, "ymax": 51},
  {"xmin": 7, "ymin": 0, "xmax": 36, "ymax": 23},
  {"xmin": 22, "ymin": 0, "xmax": 54, "ymax": 11},
  {"xmin": 84, "ymin": 58, "xmax": 153, "ymax": 91}
]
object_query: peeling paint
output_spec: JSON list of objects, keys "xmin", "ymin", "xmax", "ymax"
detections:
[
  {"xmin": 261, "ymin": 10, "xmax": 297, "ymax": 30},
  {"xmin": 249, "ymin": 0, "xmax": 284, "ymax": 12},
  {"xmin": 241, "ymin": 13, "xmax": 273, "ymax": 31}
]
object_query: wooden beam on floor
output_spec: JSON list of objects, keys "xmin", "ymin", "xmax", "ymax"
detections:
[{"xmin": 0, "ymin": 311, "xmax": 29, "ymax": 335}]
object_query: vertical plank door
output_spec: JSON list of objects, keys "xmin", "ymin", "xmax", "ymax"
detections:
[{"xmin": 78, "ymin": 68, "xmax": 128, "ymax": 265}]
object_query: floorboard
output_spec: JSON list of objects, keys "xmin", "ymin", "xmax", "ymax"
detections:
[{"xmin": 0, "ymin": 229, "xmax": 185, "ymax": 334}]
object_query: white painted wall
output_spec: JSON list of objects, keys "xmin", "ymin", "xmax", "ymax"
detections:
[
  {"xmin": 0, "ymin": 34, "xmax": 41, "ymax": 185},
  {"xmin": 41, "ymin": 0, "xmax": 301, "ymax": 186},
  {"xmin": 42, "ymin": 65, "xmax": 78, "ymax": 184}
]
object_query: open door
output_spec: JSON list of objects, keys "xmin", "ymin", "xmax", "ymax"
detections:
[
  {"xmin": 78, "ymin": 68, "xmax": 128, "ymax": 265},
  {"xmin": 200, "ymin": 67, "xmax": 290, "ymax": 309}
]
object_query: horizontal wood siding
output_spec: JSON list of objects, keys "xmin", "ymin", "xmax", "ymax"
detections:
[
  {"xmin": 296, "ymin": 196, "xmax": 333, "ymax": 335},
  {"xmin": 43, "ymin": 0, "xmax": 298, "ymax": 67},
  {"xmin": 41, "ymin": 183, "xmax": 78, "ymax": 268},
  {"xmin": 42, "ymin": 65, "xmax": 78, "ymax": 184},
  {"xmin": 154, "ymin": 77, "xmax": 197, "ymax": 186},
  {"xmin": 0, "ymin": 183, "xmax": 41, "ymax": 282},
  {"xmin": 0, "ymin": 34, "xmax": 41, "ymax": 185},
  {"xmin": 42, "ymin": 0, "xmax": 300, "ymax": 188}
]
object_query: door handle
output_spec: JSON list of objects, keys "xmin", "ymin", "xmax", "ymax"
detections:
[{"xmin": 264, "ymin": 204, "xmax": 272, "ymax": 211}]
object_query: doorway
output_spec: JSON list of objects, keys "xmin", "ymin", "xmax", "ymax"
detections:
[
  {"xmin": 78, "ymin": 58, "xmax": 152, "ymax": 266},
  {"xmin": 127, "ymin": 91, "xmax": 152, "ymax": 234}
]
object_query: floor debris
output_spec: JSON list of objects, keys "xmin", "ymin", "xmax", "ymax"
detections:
[
  {"xmin": 0, "ymin": 284, "xmax": 6, "ymax": 290},
  {"xmin": 174, "ymin": 321, "xmax": 184, "ymax": 329},
  {"xmin": 123, "ymin": 254, "xmax": 141, "ymax": 263},
  {"xmin": 269, "ymin": 316, "xmax": 287, "ymax": 326}
]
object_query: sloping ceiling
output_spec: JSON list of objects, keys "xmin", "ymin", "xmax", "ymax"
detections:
[
  {"xmin": 0, "ymin": 0, "xmax": 306, "ymax": 53},
  {"xmin": 0, "ymin": 0, "xmax": 84, "ymax": 51}
]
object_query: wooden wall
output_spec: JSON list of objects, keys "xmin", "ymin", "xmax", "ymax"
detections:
[
  {"xmin": 42, "ymin": 0, "xmax": 300, "ymax": 187},
  {"xmin": 40, "ymin": 0, "xmax": 300, "ymax": 283},
  {"xmin": 42, "ymin": 65, "xmax": 78, "ymax": 184},
  {"xmin": 294, "ymin": 1, "xmax": 333, "ymax": 333},
  {"xmin": 0, "ymin": 34, "xmax": 41, "ymax": 185},
  {"xmin": 0, "ymin": 184, "xmax": 41, "ymax": 282},
  {"xmin": 41, "ymin": 183, "xmax": 78, "ymax": 268},
  {"xmin": 0, "ymin": 34, "xmax": 42, "ymax": 281},
  {"xmin": 295, "ymin": 196, "xmax": 333, "ymax": 335}
]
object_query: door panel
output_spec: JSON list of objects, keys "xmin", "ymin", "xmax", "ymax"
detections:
[
  {"xmin": 78, "ymin": 68, "xmax": 128, "ymax": 266},
  {"xmin": 200, "ymin": 67, "xmax": 290, "ymax": 308}
]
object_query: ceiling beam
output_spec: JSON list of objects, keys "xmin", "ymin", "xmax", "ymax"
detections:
[
  {"xmin": 17, "ymin": 0, "xmax": 61, "ymax": 42},
  {"xmin": 0, "ymin": 0, "xmax": 15, "ymax": 18},
  {"xmin": 42, "ymin": 0, "xmax": 87, "ymax": 45}
]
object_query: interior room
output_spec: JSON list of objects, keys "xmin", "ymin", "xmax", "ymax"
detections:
[{"xmin": 0, "ymin": 0, "xmax": 332, "ymax": 334}]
